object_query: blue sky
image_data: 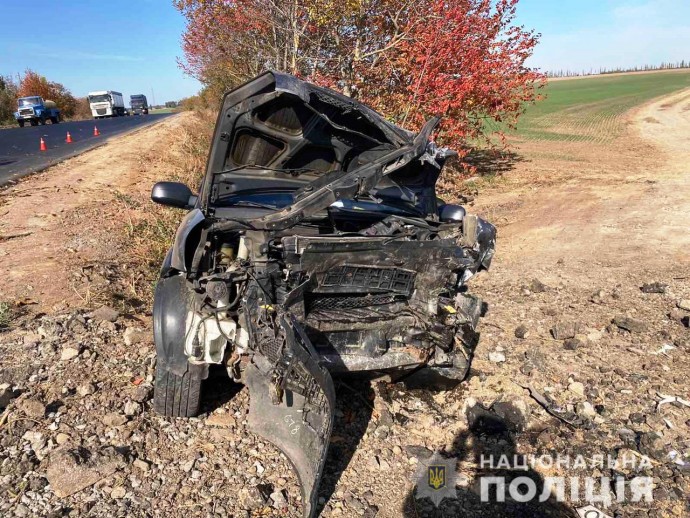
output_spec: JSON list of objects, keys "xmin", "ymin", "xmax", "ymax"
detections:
[
  {"xmin": 0, "ymin": 0, "xmax": 201, "ymax": 103},
  {"xmin": 520, "ymin": 0, "xmax": 690, "ymax": 72},
  {"xmin": 1, "ymin": 0, "xmax": 689, "ymax": 102}
]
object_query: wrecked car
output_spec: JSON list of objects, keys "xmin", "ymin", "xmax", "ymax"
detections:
[{"xmin": 150, "ymin": 71, "xmax": 495, "ymax": 516}]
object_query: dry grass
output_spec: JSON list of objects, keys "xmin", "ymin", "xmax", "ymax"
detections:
[
  {"xmin": 107, "ymin": 110, "xmax": 215, "ymax": 308},
  {"xmin": 0, "ymin": 301, "xmax": 11, "ymax": 329}
]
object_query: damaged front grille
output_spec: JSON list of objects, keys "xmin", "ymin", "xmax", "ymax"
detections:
[
  {"xmin": 318, "ymin": 265, "xmax": 415, "ymax": 296},
  {"xmin": 306, "ymin": 293, "xmax": 398, "ymax": 311}
]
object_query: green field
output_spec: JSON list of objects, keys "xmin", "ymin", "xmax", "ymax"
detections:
[
  {"xmin": 149, "ymin": 107, "xmax": 179, "ymax": 114},
  {"xmin": 512, "ymin": 70, "xmax": 690, "ymax": 143}
]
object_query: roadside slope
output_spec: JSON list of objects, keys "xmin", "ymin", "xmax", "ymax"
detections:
[{"xmin": 0, "ymin": 114, "xmax": 189, "ymax": 310}]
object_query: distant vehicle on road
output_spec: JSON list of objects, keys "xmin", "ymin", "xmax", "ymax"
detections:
[
  {"xmin": 130, "ymin": 94, "xmax": 149, "ymax": 115},
  {"xmin": 14, "ymin": 97, "xmax": 61, "ymax": 127},
  {"xmin": 88, "ymin": 90, "xmax": 125, "ymax": 118}
]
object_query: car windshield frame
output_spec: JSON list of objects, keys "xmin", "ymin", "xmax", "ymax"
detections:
[
  {"xmin": 213, "ymin": 190, "xmax": 296, "ymax": 210},
  {"xmin": 18, "ymin": 97, "xmax": 41, "ymax": 107},
  {"xmin": 89, "ymin": 94, "xmax": 111, "ymax": 103}
]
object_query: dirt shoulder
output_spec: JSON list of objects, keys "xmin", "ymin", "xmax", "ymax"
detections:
[{"xmin": 0, "ymin": 114, "xmax": 190, "ymax": 311}]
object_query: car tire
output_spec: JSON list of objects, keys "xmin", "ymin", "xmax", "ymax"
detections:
[
  {"xmin": 18, "ymin": 120, "xmax": 24, "ymax": 128},
  {"xmin": 40, "ymin": 117, "xmax": 46, "ymax": 125},
  {"xmin": 153, "ymin": 362, "xmax": 202, "ymax": 417}
]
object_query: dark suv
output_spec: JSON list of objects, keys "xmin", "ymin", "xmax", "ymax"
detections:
[{"xmin": 150, "ymin": 72, "xmax": 495, "ymax": 517}]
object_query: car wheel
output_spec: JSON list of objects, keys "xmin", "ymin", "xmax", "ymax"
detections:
[
  {"xmin": 40, "ymin": 117, "xmax": 46, "ymax": 125},
  {"xmin": 153, "ymin": 362, "xmax": 202, "ymax": 417},
  {"xmin": 18, "ymin": 120, "xmax": 24, "ymax": 128}
]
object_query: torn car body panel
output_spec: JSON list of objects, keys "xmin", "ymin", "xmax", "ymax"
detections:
[
  {"xmin": 245, "ymin": 313, "xmax": 335, "ymax": 518},
  {"xmin": 152, "ymin": 71, "xmax": 496, "ymax": 517}
]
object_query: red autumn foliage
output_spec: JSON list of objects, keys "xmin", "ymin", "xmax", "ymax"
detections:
[
  {"xmin": 175, "ymin": 0, "xmax": 545, "ymax": 154},
  {"xmin": 17, "ymin": 70, "xmax": 79, "ymax": 119}
]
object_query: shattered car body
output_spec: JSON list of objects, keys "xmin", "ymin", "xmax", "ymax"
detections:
[{"xmin": 151, "ymin": 72, "xmax": 495, "ymax": 516}]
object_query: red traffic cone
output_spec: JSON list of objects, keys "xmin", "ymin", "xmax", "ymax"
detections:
[
  {"xmin": 40, "ymin": 138, "xmax": 47, "ymax": 151},
  {"xmin": 93, "ymin": 126, "xmax": 100, "ymax": 137},
  {"xmin": 66, "ymin": 132, "xmax": 73, "ymax": 143}
]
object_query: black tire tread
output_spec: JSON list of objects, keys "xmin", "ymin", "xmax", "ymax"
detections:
[{"xmin": 154, "ymin": 363, "xmax": 201, "ymax": 417}]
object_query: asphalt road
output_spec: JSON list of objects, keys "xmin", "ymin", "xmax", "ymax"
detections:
[{"xmin": 0, "ymin": 113, "xmax": 174, "ymax": 185}]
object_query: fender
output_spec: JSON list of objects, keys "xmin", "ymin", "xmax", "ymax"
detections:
[{"xmin": 169, "ymin": 208, "xmax": 206, "ymax": 273}]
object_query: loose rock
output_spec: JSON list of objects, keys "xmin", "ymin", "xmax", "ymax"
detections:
[
  {"xmin": 77, "ymin": 383, "xmax": 96, "ymax": 396},
  {"xmin": 530, "ymin": 278, "xmax": 549, "ymax": 293},
  {"xmin": 133, "ymin": 459, "xmax": 150, "ymax": 472},
  {"xmin": 640, "ymin": 282, "xmax": 667, "ymax": 294},
  {"xmin": 551, "ymin": 321, "xmax": 581, "ymax": 340},
  {"xmin": 60, "ymin": 347, "xmax": 80, "ymax": 361},
  {"xmin": 677, "ymin": 299, "xmax": 690, "ymax": 312},
  {"xmin": 207, "ymin": 412, "xmax": 237, "ymax": 428},
  {"xmin": 568, "ymin": 382, "xmax": 586, "ymax": 396},
  {"xmin": 89, "ymin": 306, "xmax": 120, "ymax": 323},
  {"xmin": 18, "ymin": 398, "xmax": 45, "ymax": 418},
  {"xmin": 123, "ymin": 327, "xmax": 147, "ymax": 346},
  {"xmin": 488, "ymin": 351, "xmax": 506, "ymax": 363},
  {"xmin": 514, "ymin": 324, "xmax": 529, "ymax": 339},
  {"xmin": 123, "ymin": 401, "xmax": 140, "ymax": 417},
  {"xmin": 133, "ymin": 385, "xmax": 152, "ymax": 403},
  {"xmin": 46, "ymin": 446, "xmax": 126, "ymax": 497},
  {"xmin": 638, "ymin": 432, "xmax": 666, "ymax": 460},
  {"xmin": 612, "ymin": 315, "xmax": 647, "ymax": 333},
  {"xmin": 111, "ymin": 486, "xmax": 126, "ymax": 499},
  {"xmin": 102, "ymin": 413, "xmax": 128, "ymax": 427},
  {"xmin": 270, "ymin": 490, "xmax": 288, "ymax": 509},
  {"xmin": 576, "ymin": 401, "xmax": 597, "ymax": 419}
]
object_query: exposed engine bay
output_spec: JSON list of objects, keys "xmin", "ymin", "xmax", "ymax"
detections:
[{"xmin": 151, "ymin": 71, "xmax": 495, "ymax": 517}]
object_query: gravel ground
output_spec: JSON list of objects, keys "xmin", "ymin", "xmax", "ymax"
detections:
[{"xmin": 1, "ymin": 261, "xmax": 688, "ymax": 517}]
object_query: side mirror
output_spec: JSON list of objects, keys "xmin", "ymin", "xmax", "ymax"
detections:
[
  {"xmin": 438, "ymin": 203, "xmax": 466, "ymax": 223},
  {"xmin": 151, "ymin": 181, "xmax": 197, "ymax": 209}
]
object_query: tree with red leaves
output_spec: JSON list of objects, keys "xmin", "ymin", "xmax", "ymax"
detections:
[
  {"xmin": 175, "ymin": 0, "xmax": 544, "ymax": 152},
  {"xmin": 17, "ymin": 70, "xmax": 78, "ymax": 118}
]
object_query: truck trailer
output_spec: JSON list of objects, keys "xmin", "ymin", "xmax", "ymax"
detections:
[
  {"xmin": 130, "ymin": 94, "xmax": 149, "ymax": 115},
  {"xmin": 88, "ymin": 91, "xmax": 125, "ymax": 118}
]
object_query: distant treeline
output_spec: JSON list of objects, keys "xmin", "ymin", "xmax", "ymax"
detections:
[{"xmin": 546, "ymin": 61, "xmax": 690, "ymax": 78}]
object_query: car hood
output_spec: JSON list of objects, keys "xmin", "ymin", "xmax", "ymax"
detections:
[{"xmin": 201, "ymin": 72, "xmax": 452, "ymax": 230}]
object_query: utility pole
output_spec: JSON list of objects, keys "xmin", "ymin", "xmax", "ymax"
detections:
[{"xmin": 151, "ymin": 88, "xmax": 156, "ymax": 108}]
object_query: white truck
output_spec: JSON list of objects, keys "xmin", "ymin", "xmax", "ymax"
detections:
[{"xmin": 88, "ymin": 90, "xmax": 125, "ymax": 118}]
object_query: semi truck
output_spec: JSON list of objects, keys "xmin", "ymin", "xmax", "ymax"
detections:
[
  {"xmin": 14, "ymin": 97, "xmax": 61, "ymax": 127},
  {"xmin": 130, "ymin": 94, "xmax": 149, "ymax": 115},
  {"xmin": 88, "ymin": 90, "xmax": 125, "ymax": 118}
]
